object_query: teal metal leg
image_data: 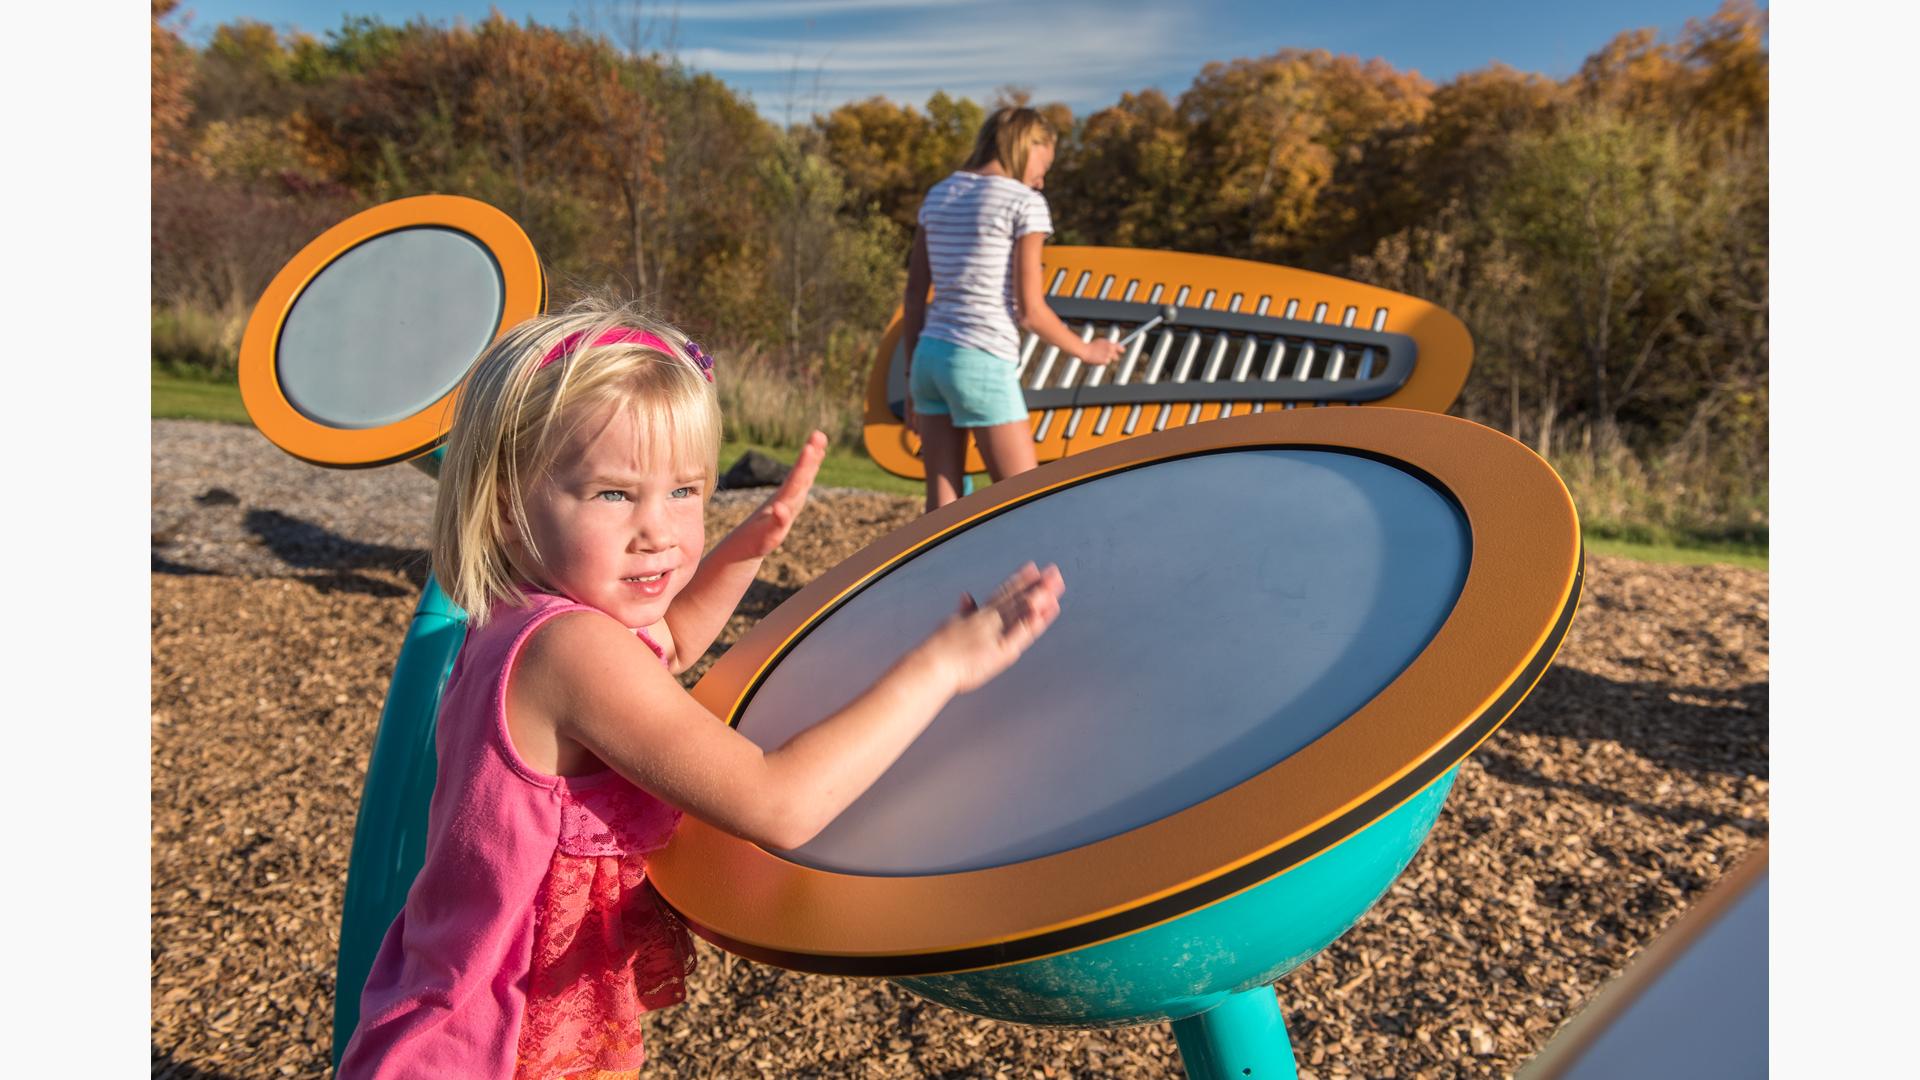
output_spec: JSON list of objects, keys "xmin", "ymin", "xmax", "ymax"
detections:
[
  {"xmin": 330, "ymin": 575, "xmax": 468, "ymax": 1064},
  {"xmin": 1171, "ymin": 987, "xmax": 1298, "ymax": 1080}
]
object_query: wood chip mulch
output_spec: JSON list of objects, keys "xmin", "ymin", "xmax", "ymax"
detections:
[{"xmin": 151, "ymin": 421, "xmax": 1767, "ymax": 1079}]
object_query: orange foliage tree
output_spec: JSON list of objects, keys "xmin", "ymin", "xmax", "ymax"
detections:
[{"xmin": 150, "ymin": 1, "xmax": 194, "ymax": 167}]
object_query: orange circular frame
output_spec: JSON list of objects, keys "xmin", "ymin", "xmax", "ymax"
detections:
[{"xmin": 238, "ymin": 195, "xmax": 545, "ymax": 468}]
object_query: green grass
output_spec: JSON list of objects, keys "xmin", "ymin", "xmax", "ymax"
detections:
[
  {"xmin": 719, "ymin": 439, "xmax": 925, "ymax": 496},
  {"xmin": 149, "ymin": 367, "xmax": 1767, "ymax": 570},
  {"xmin": 1580, "ymin": 517, "xmax": 1768, "ymax": 570},
  {"xmin": 1583, "ymin": 535, "xmax": 1768, "ymax": 570},
  {"xmin": 153, "ymin": 366, "xmax": 250, "ymax": 424}
]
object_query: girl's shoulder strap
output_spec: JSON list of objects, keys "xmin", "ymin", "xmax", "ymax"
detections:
[
  {"xmin": 633, "ymin": 626, "xmax": 669, "ymax": 665},
  {"xmin": 463, "ymin": 590, "xmax": 602, "ymax": 677},
  {"xmin": 482, "ymin": 588, "xmax": 595, "ymax": 638}
]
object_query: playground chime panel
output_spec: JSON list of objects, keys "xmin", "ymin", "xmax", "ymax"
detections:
[
  {"xmin": 234, "ymin": 196, "xmax": 1608, "ymax": 1079},
  {"xmin": 862, "ymin": 246, "xmax": 1476, "ymax": 479}
]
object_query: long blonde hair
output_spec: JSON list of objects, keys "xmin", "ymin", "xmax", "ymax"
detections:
[
  {"xmin": 962, "ymin": 106, "xmax": 1057, "ymax": 184},
  {"xmin": 430, "ymin": 298, "xmax": 722, "ymax": 623}
]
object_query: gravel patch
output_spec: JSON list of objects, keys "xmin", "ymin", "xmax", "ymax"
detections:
[
  {"xmin": 150, "ymin": 418, "xmax": 885, "ymax": 586},
  {"xmin": 151, "ymin": 419, "xmax": 1768, "ymax": 1079}
]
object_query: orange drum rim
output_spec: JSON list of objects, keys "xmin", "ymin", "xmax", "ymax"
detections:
[
  {"xmin": 237, "ymin": 194, "xmax": 545, "ymax": 468},
  {"xmin": 653, "ymin": 408, "xmax": 1579, "ymax": 974}
]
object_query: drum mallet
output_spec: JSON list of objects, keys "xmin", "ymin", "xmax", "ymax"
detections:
[{"xmin": 1116, "ymin": 305, "xmax": 1180, "ymax": 349}]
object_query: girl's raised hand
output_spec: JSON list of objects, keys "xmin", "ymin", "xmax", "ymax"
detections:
[
  {"xmin": 923, "ymin": 562, "xmax": 1066, "ymax": 695},
  {"xmin": 733, "ymin": 431, "xmax": 827, "ymax": 558}
]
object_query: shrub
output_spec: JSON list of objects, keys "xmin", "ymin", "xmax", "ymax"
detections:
[
  {"xmin": 714, "ymin": 342, "xmax": 866, "ymax": 451},
  {"xmin": 152, "ymin": 303, "xmax": 246, "ymax": 379}
]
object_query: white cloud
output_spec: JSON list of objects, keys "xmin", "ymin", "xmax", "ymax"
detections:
[
  {"xmin": 678, "ymin": 0, "xmax": 1216, "ymax": 111},
  {"xmin": 664, "ymin": 0, "xmax": 954, "ymax": 19}
]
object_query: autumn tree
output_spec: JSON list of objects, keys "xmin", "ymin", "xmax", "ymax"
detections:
[
  {"xmin": 1178, "ymin": 53, "xmax": 1333, "ymax": 260},
  {"xmin": 627, "ymin": 64, "xmax": 773, "ymax": 319},
  {"xmin": 151, "ymin": 1, "xmax": 195, "ymax": 167},
  {"xmin": 1408, "ymin": 64, "xmax": 1566, "ymax": 219},
  {"xmin": 818, "ymin": 97, "xmax": 939, "ymax": 242},
  {"xmin": 817, "ymin": 92, "xmax": 984, "ymax": 246},
  {"xmin": 1677, "ymin": 1, "xmax": 1768, "ymax": 143},
  {"xmin": 751, "ymin": 127, "xmax": 904, "ymax": 387},
  {"xmin": 1049, "ymin": 90, "xmax": 1192, "ymax": 249},
  {"xmin": 295, "ymin": 17, "xmax": 654, "ymax": 288},
  {"xmin": 1177, "ymin": 50, "xmax": 1432, "ymax": 264}
]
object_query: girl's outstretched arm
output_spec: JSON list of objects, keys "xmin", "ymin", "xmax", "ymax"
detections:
[
  {"xmin": 1013, "ymin": 233, "xmax": 1123, "ymax": 366},
  {"xmin": 521, "ymin": 563, "xmax": 1065, "ymax": 850},
  {"xmin": 660, "ymin": 431, "xmax": 828, "ymax": 673}
]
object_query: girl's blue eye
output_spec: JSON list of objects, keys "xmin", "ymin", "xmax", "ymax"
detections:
[
  {"xmin": 671, "ymin": 486, "xmax": 696, "ymax": 499},
  {"xmin": 596, "ymin": 490, "xmax": 628, "ymax": 502}
]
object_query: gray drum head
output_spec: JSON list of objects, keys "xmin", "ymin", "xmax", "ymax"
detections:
[
  {"xmin": 276, "ymin": 226, "xmax": 505, "ymax": 429},
  {"xmin": 735, "ymin": 449, "xmax": 1473, "ymax": 875}
]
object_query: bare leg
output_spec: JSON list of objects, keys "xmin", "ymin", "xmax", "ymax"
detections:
[
  {"xmin": 919, "ymin": 413, "xmax": 970, "ymax": 511},
  {"xmin": 973, "ymin": 419, "xmax": 1039, "ymax": 483}
]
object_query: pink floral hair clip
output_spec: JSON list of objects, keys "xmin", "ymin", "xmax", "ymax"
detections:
[{"xmin": 539, "ymin": 328, "xmax": 715, "ymax": 383}]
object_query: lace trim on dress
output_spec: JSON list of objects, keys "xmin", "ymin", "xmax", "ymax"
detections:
[{"xmin": 513, "ymin": 787, "xmax": 695, "ymax": 1079}]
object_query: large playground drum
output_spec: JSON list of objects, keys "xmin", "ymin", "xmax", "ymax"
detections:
[{"xmin": 652, "ymin": 407, "xmax": 1582, "ymax": 1047}]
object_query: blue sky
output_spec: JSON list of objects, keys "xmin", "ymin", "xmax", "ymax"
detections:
[{"xmin": 170, "ymin": 1, "xmax": 1755, "ymax": 118}]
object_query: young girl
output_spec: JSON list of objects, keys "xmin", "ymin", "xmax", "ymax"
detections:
[
  {"xmin": 336, "ymin": 301, "xmax": 1065, "ymax": 1079},
  {"xmin": 901, "ymin": 105, "xmax": 1123, "ymax": 510}
]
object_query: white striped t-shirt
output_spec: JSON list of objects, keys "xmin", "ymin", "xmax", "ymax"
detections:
[{"xmin": 917, "ymin": 171, "xmax": 1054, "ymax": 361}]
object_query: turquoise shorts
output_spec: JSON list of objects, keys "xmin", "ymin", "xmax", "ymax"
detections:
[{"xmin": 910, "ymin": 337, "xmax": 1030, "ymax": 428}]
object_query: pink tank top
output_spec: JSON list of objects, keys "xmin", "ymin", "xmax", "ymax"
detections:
[{"xmin": 338, "ymin": 591, "xmax": 695, "ymax": 1079}]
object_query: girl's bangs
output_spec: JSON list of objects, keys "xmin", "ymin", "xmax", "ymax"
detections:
[{"xmin": 625, "ymin": 390, "xmax": 717, "ymax": 481}]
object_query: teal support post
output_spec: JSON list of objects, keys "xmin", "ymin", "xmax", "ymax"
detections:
[
  {"xmin": 329, "ymin": 573, "xmax": 469, "ymax": 1064},
  {"xmin": 1171, "ymin": 987, "xmax": 1297, "ymax": 1080}
]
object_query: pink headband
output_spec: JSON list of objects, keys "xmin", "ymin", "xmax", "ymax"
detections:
[{"xmin": 538, "ymin": 327, "xmax": 715, "ymax": 382}]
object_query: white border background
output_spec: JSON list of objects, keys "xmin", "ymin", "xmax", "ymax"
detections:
[
  {"xmin": 1773, "ymin": 0, "xmax": 1911, "ymax": 1073},
  {"xmin": 0, "ymin": 1, "xmax": 1891, "ymax": 1072},
  {"xmin": 3, "ymin": 4, "xmax": 150, "ymax": 1073}
]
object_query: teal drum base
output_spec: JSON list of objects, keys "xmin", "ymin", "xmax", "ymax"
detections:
[
  {"xmin": 892, "ymin": 767, "xmax": 1457, "ymax": 1030},
  {"xmin": 1172, "ymin": 988, "xmax": 1296, "ymax": 1080}
]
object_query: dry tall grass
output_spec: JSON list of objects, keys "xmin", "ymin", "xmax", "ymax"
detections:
[
  {"xmin": 151, "ymin": 302, "xmax": 248, "ymax": 378},
  {"xmin": 1552, "ymin": 432, "xmax": 1767, "ymax": 547},
  {"xmin": 713, "ymin": 342, "xmax": 868, "ymax": 450}
]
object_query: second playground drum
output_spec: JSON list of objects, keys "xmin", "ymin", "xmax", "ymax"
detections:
[
  {"xmin": 651, "ymin": 408, "xmax": 1581, "ymax": 1027},
  {"xmin": 239, "ymin": 194, "xmax": 545, "ymax": 468}
]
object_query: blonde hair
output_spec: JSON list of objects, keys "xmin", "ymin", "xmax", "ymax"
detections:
[
  {"xmin": 431, "ymin": 299, "xmax": 722, "ymax": 624},
  {"xmin": 962, "ymin": 106, "xmax": 1057, "ymax": 184}
]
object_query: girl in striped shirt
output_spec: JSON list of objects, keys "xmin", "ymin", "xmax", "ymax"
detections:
[{"xmin": 902, "ymin": 106, "xmax": 1122, "ymax": 510}]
